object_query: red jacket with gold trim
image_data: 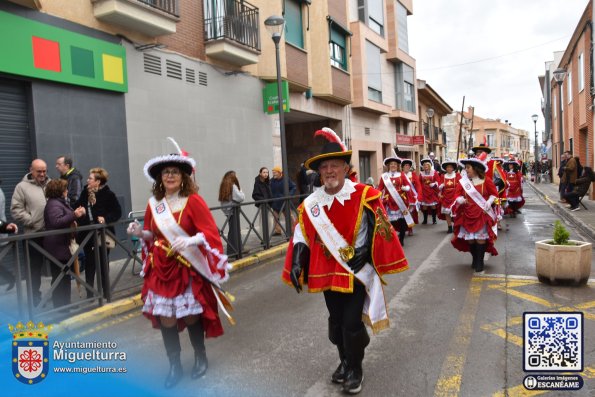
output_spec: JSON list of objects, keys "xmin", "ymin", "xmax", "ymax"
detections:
[{"xmin": 282, "ymin": 183, "xmax": 408, "ymax": 293}]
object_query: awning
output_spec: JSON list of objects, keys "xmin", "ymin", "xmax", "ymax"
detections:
[{"xmin": 396, "ymin": 145, "xmax": 416, "ymax": 152}]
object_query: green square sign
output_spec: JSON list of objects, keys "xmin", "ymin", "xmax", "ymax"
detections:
[{"xmin": 263, "ymin": 81, "xmax": 290, "ymax": 114}]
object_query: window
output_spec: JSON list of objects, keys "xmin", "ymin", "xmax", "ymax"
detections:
[
  {"xmin": 567, "ymin": 71, "xmax": 572, "ymax": 103},
  {"xmin": 578, "ymin": 53, "xmax": 584, "ymax": 92},
  {"xmin": 486, "ymin": 133, "xmax": 495, "ymax": 147},
  {"xmin": 366, "ymin": 41, "xmax": 382, "ymax": 102},
  {"xmin": 285, "ymin": 0, "xmax": 303, "ymax": 48},
  {"xmin": 358, "ymin": 0, "xmax": 384, "ymax": 36},
  {"xmin": 396, "ymin": 2, "xmax": 409, "ymax": 53},
  {"xmin": 329, "ymin": 25, "xmax": 348, "ymax": 71},
  {"xmin": 359, "ymin": 152, "xmax": 371, "ymax": 183},
  {"xmin": 569, "ymin": 137, "xmax": 573, "ymax": 155},
  {"xmin": 553, "ymin": 93, "xmax": 557, "ymax": 119},
  {"xmin": 395, "ymin": 62, "xmax": 415, "ymax": 113}
]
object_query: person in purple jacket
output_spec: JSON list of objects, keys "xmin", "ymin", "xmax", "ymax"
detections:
[{"xmin": 43, "ymin": 179, "xmax": 85, "ymax": 308}]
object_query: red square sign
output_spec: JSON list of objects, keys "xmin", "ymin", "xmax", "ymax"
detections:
[{"xmin": 32, "ymin": 36, "xmax": 61, "ymax": 72}]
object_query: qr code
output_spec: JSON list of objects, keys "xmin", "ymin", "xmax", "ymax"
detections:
[{"xmin": 523, "ymin": 312, "xmax": 583, "ymax": 372}]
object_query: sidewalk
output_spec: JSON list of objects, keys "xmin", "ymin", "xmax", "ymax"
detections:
[{"xmin": 528, "ymin": 180, "xmax": 595, "ymax": 242}]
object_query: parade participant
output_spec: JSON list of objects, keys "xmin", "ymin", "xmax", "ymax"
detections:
[
  {"xmin": 127, "ymin": 142, "xmax": 232, "ymax": 388},
  {"xmin": 488, "ymin": 157, "xmax": 508, "ymax": 229},
  {"xmin": 451, "ymin": 153, "xmax": 499, "ymax": 274},
  {"xmin": 471, "ymin": 137, "xmax": 492, "ymax": 157},
  {"xmin": 503, "ymin": 160, "xmax": 525, "ymax": 218},
  {"xmin": 419, "ymin": 158, "xmax": 441, "ymax": 224},
  {"xmin": 429, "ymin": 152, "xmax": 443, "ymax": 173},
  {"xmin": 377, "ymin": 152, "xmax": 414, "ymax": 245},
  {"xmin": 282, "ymin": 128, "xmax": 408, "ymax": 394},
  {"xmin": 400, "ymin": 158, "xmax": 420, "ymax": 236},
  {"xmin": 437, "ymin": 159, "xmax": 460, "ymax": 233},
  {"xmin": 348, "ymin": 164, "xmax": 358, "ymax": 183}
]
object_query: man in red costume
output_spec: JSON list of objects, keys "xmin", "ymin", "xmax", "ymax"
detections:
[{"xmin": 282, "ymin": 128, "xmax": 408, "ymax": 394}]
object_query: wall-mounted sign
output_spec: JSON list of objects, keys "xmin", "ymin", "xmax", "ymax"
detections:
[
  {"xmin": 0, "ymin": 10, "xmax": 127, "ymax": 92},
  {"xmin": 396, "ymin": 134, "xmax": 425, "ymax": 145},
  {"xmin": 263, "ymin": 81, "xmax": 290, "ymax": 114}
]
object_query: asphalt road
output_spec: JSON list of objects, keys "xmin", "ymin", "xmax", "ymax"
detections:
[{"xmin": 57, "ymin": 185, "xmax": 595, "ymax": 397}]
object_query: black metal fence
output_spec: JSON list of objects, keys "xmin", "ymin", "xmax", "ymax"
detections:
[
  {"xmin": 204, "ymin": 0, "xmax": 260, "ymax": 51},
  {"xmin": 137, "ymin": 0, "xmax": 179, "ymax": 17},
  {"xmin": 0, "ymin": 195, "xmax": 301, "ymax": 322}
]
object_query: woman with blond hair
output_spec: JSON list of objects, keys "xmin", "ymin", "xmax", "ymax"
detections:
[
  {"xmin": 218, "ymin": 170, "xmax": 245, "ymax": 256},
  {"xmin": 74, "ymin": 167, "xmax": 121, "ymax": 299}
]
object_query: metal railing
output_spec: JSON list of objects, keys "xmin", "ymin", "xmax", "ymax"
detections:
[
  {"xmin": 204, "ymin": 0, "xmax": 260, "ymax": 51},
  {"xmin": 0, "ymin": 195, "xmax": 301, "ymax": 322},
  {"xmin": 137, "ymin": 0, "xmax": 179, "ymax": 17}
]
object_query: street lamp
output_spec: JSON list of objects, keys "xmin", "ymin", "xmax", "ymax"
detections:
[
  {"xmin": 553, "ymin": 67, "xmax": 566, "ymax": 158},
  {"xmin": 532, "ymin": 114, "xmax": 538, "ymax": 164},
  {"xmin": 426, "ymin": 107, "xmax": 434, "ymax": 156},
  {"xmin": 264, "ymin": 15, "xmax": 291, "ymax": 238}
]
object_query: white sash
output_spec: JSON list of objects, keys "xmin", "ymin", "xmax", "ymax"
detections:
[
  {"xmin": 403, "ymin": 172, "xmax": 418, "ymax": 199},
  {"xmin": 459, "ymin": 176, "xmax": 498, "ymax": 236},
  {"xmin": 382, "ymin": 173, "xmax": 415, "ymax": 227},
  {"xmin": 149, "ymin": 197, "xmax": 222, "ymax": 286},
  {"xmin": 304, "ymin": 193, "xmax": 389, "ymax": 333}
]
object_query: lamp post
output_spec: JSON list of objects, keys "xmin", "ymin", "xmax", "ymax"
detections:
[
  {"xmin": 553, "ymin": 68, "xmax": 566, "ymax": 159},
  {"xmin": 532, "ymin": 114, "xmax": 538, "ymax": 164},
  {"xmin": 264, "ymin": 15, "xmax": 291, "ymax": 238},
  {"xmin": 426, "ymin": 107, "xmax": 434, "ymax": 157}
]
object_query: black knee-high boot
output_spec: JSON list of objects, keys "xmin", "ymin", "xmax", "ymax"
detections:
[
  {"xmin": 160, "ymin": 324, "xmax": 183, "ymax": 388},
  {"xmin": 328, "ymin": 318, "xmax": 346, "ymax": 384},
  {"xmin": 432, "ymin": 209, "xmax": 437, "ymax": 224},
  {"xmin": 475, "ymin": 244, "xmax": 486, "ymax": 273},
  {"xmin": 469, "ymin": 243, "xmax": 477, "ymax": 269},
  {"xmin": 187, "ymin": 321, "xmax": 208, "ymax": 379},
  {"xmin": 422, "ymin": 211, "xmax": 428, "ymax": 224},
  {"xmin": 342, "ymin": 326, "xmax": 370, "ymax": 394},
  {"xmin": 398, "ymin": 219, "xmax": 407, "ymax": 245}
]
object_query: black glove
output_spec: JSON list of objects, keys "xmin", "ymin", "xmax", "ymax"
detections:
[
  {"xmin": 290, "ymin": 242, "xmax": 309, "ymax": 293},
  {"xmin": 347, "ymin": 208, "xmax": 375, "ymax": 274}
]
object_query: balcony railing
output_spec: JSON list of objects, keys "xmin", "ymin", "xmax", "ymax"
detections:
[
  {"xmin": 204, "ymin": 0, "xmax": 260, "ymax": 52},
  {"xmin": 137, "ymin": 0, "xmax": 178, "ymax": 16}
]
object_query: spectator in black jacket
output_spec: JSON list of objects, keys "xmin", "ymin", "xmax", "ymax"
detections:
[
  {"xmin": 56, "ymin": 155, "xmax": 83, "ymax": 208},
  {"xmin": 74, "ymin": 167, "xmax": 121, "ymax": 299},
  {"xmin": 252, "ymin": 167, "xmax": 273, "ymax": 240},
  {"xmin": 563, "ymin": 167, "xmax": 595, "ymax": 211}
]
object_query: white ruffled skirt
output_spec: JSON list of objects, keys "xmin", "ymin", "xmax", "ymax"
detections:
[
  {"xmin": 457, "ymin": 225, "xmax": 489, "ymax": 240},
  {"xmin": 142, "ymin": 281, "xmax": 204, "ymax": 318}
]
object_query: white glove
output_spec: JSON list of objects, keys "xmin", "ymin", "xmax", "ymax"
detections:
[
  {"xmin": 127, "ymin": 220, "xmax": 143, "ymax": 237},
  {"xmin": 171, "ymin": 233, "xmax": 205, "ymax": 252},
  {"xmin": 455, "ymin": 196, "xmax": 466, "ymax": 205},
  {"xmin": 484, "ymin": 196, "xmax": 495, "ymax": 211},
  {"xmin": 439, "ymin": 184, "xmax": 444, "ymax": 190},
  {"xmin": 430, "ymin": 182, "xmax": 438, "ymax": 188},
  {"xmin": 402, "ymin": 185, "xmax": 411, "ymax": 192}
]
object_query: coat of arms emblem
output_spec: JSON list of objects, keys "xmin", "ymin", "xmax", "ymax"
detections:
[
  {"xmin": 310, "ymin": 204, "xmax": 320, "ymax": 217},
  {"xmin": 9, "ymin": 321, "xmax": 52, "ymax": 385},
  {"xmin": 156, "ymin": 203, "xmax": 166, "ymax": 214}
]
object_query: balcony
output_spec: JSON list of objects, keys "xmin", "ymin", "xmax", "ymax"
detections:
[
  {"xmin": 7, "ymin": 0, "xmax": 41, "ymax": 9},
  {"xmin": 204, "ymin": 0, "xmax": 260, "ymax": 66},
  {"xmin": 92, "ymin": 0, "xmax": 179, "ymax": 37}
]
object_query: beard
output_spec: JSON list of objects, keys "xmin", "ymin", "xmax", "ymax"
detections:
[{"xmin": 324, "ymin": 178, "xmax": 340, "ymax": 189}]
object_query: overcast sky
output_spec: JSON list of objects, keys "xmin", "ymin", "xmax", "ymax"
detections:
[{"xmin": 409, "ymin": 0, "xmax": 589, "ymax": 140}]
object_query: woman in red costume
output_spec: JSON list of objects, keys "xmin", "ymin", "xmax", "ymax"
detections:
[
  {"xmin": 451, "ymin": 155, "xmax": 499, "ymax": 274},
  {"xmin": 127, "ymin": 149, "xmax": 229, "ymax": 388},
  {"xmin": 400, "ymin": 158, "xmax": 421, "ymax": 236},
  {"xmin": 437, "ymin": 159, "xmax": 460, "ymax": 234},
  {"xmin": 503, "ymin": 160, "xmax": 525, "ymax": 218},
  {"xmin": 419, "ymin": 158, "xmax": 441, "ymax": 224}
]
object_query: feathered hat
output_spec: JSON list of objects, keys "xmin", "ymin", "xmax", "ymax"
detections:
[
  {"xmin": 420, "ymin": 157, "xmax": 433, "ymax": 167},
  {"xmin": 471, "ymin": 136, "xmax": 492, "ymax": 155},
  {"xmin": 400, "ymin": 158, "xmax": 413, "ymax": 167},
  {"xmin": 143, "ymin": 137, "xmax": 196, "ymax": 182},
  {"xmin": 503, "ymin": 159, "xmax": 520, "ymax": 171},
  {"xmin": 459, "ymin": 151, "xmax": 488, "ymax": 172},
  {"xmin": 383, "ymin": 148, "xmax": 401, "ymax": 166},
  {"xmin": 304, "ymin": 128, "xmax": 352, "ymax": 171}
]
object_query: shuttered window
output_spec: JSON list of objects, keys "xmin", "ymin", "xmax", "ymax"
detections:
[{"xmin": 285, "ymin": 0, "xmax": 304, "ymax": 48}]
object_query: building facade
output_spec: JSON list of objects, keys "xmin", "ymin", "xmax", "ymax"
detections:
[{"xmin": 416, "ymin": 80, "xmax": 452, "ymax": 164}]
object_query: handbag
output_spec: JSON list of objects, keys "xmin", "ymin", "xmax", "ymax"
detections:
[{"xmin": 99, "ymin": 235, "xmax": 116, "ymax": 249}]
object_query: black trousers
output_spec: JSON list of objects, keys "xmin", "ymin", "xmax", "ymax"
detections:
[
  {"xmin": 50, "ymin": 261, "xmax": 72, "ymax": 308},
  {"xmin": 83, "ymin": 245, "xmax": 110, "ymax": 299},
  {"xmin": 27, "ymin": 237, "xmax": 44, "ymax": 301},
  {"xmin": 226, "ymin": 213, "xmax": 241, "ymax": 257},
  {"xmin": 324, "ymin": 283, "xmax": 366, "ymax": 332}
]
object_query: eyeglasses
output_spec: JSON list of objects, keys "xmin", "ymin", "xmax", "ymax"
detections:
[{"xmin": 162, "ymin": 169, "xmax": 181, "ymax": 176}]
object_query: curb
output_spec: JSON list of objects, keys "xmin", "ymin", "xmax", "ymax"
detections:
[
  {"xmin": 53, "ymin": 243, "xmax": 289, "ymax": 336},
  {"xmin": 529, "ymin": 183, "xmax": 595, "ymax": 242}
]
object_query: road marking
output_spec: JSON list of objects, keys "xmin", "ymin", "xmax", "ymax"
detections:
[
  {"xmin": 487, "ymin": 284, "xmax": 555, "ymax": 308},
  {"xmin": 303, "ymin": 234, "xmax": 453, "ymax": 397},
  {"xmin": 434, "ymin": 278, "xmax": 483, "ymax": 397},
  {"xmin": 69, "ymin": 310, "xmax": 142, "ymax": 340}
]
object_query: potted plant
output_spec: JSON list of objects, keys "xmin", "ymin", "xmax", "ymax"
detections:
[{"xmin": 535, "ymin": 221, "xmax": 592, "ymax": 285}]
